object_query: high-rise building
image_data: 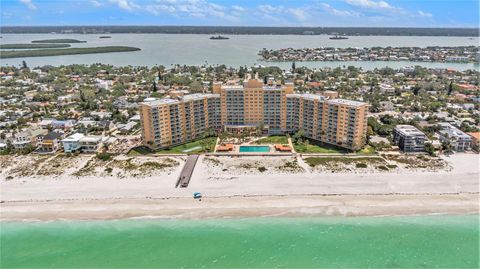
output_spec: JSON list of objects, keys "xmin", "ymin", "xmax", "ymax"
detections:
[{"xmin": 140, "ymin": 79, "xmax": 368, "ymax": 150}]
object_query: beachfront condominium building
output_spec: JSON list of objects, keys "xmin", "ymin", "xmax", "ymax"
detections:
[
  {"xmin": 140, "ymin": 78, "xmax": 368, "ymax": 150},
  {"xmin": 393, "ymin": 125, "xmax": 426, "ymax": 152},
  {"xmin": 438, "ymin": 123, "xmax": 472, "ymax": 152}
]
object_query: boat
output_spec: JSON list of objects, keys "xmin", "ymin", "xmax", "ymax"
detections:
[
  {"xmin": 210, "ymin": 35, "xmax": 229, "ymax": 40},
  {"xmin": 329, "ymin": 35, "xmax": 349, "ymax": 40},
  {"xmin": 99, "ymin": 36, "xmax": 112, "ymax": 39}
]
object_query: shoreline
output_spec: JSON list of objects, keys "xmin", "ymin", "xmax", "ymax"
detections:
[{"xmin": 1, "ymin": 193, "xmax": 478, "ymax": 221}]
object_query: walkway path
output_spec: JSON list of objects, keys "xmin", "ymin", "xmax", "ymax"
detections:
[{"xmin": 176, "ymin": 154, "xmax": 199, "ymax": 188}]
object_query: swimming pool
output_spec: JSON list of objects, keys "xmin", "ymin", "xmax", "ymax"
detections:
[{"xmin": 239, "ymin": 146, "xmax": 270, "ymax": 153}]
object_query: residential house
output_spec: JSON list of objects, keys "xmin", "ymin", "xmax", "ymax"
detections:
[
  {"xmin": 379, "ymin": 101, "xmax": 395, "ymax": 111},
  {"xmin": 52, "ymin": 119, "xmax": 75, "ymax": 130},
  {"xmin": 118, "ymin": 121, "xmax": 137, "ymax": 134},
  {"xmin": 79, "ymin": 136, "xmax": 103, "ymax": 153},
  {"xmin": 467, "ymin": 132, "xmax": 479, "ymax": 151},
  {"xmin": 38, "ymin": 131, "xmax": 64, "ymax": 153},
  {"xmin": 13, "ymin": 127, "xmax": 48, "ymax": 150},
  {"xmin": 62, "ymin": 133, "xmax": 85, "ymax": 153}
]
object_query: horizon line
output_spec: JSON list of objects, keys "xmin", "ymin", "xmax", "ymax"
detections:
[{"xmin": 1, "ymin": 25, "xmax": 479, "ymax": 30}]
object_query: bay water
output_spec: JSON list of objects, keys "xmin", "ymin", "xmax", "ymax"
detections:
[{"xmin": 1, "ymin": 34, "xmax": 479, "ymax": 70}]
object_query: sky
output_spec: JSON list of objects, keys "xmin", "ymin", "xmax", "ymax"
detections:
[{"xmin": 1, "ymin": 0, "xmax": 479, "ymax": 27}]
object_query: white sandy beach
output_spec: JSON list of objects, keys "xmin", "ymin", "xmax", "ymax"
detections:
[{"xmin": 1, "ymin": 153, "xmax": 478, "ymax": 220}]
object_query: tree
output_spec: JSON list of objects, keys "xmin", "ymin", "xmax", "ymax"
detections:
[
  {"xmin": 441, "ymin": 140, "xmax": 453, "ymax": 155},
  {"xmin": 413, "ymin": 85, "xmax": 420, "ymax": 96},
  {"xmin": 291, "ymin": 61, "xmax": 296, "ymax": 72},
  {"xmin": 189, "ymin": 81, "xmax": 203, "ymax": 93},
  {"xmin": 153, "ymin": 81, "xmax": 157, "ymax": 92},
  {"xmin": 447, "ymin": 81, "xmax": 454, "ymax": 96},
  {"xmin": 425, "ymin": 143, "xmax": 436, "ymax": 156},
  {"xmin": 21, "ymin": 60, "xmax": 28, "ymax": 69},
  {"xmin": 238, "ymin": 66, "xmax": 246, "ymax": 78},
  {"xmin": 292, "ymin": 129, "xmax": 305, "ymax": 143},
  {"xmin": 256, "ymin": 123, "xmax": 265, "ymax": 136}
]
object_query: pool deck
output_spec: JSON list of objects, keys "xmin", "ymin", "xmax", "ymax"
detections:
[{"xmin": 215, "ymin": 137, "xmax": 294, "ymax": 155}]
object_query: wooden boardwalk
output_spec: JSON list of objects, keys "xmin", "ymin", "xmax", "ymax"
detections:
[{"xmin": 176, "ymin": 154, "xmax": 199, "ymax": 188}]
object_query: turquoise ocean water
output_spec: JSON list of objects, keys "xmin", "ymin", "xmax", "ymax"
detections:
[{"xmin": 1, "ymin": 215, "xmax": 478, "ymax": 268}]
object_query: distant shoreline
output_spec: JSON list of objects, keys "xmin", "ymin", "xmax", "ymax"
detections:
[{"xmin": 1, "ymin": 26, "xmax": 478, "ymax": 37}]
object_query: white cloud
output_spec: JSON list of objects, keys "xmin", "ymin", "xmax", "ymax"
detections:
[
  {"xmin": 109, "ymin": 0, "xmax": 140, "ymax": 11},
  {"xmin": 90, "ymin": 0, "xmax": 103, "ymax": 7},
  {"xmin": 417, "ymin": 10, "xmax": 433, "ymax": 18},
  {"xmin": 288, "ymin": 8, "xmax": 308, "ymax": 21},
  {"xmin": 345, "ymin": 0, "xmax": 398, "ymax": 10},
  {"xmin": 258, "ymin": 4, "xmax": 283, "ymax": 14},
  {"xmin": 232, "ymin": 5, "xmax": 246, "ymax": 12},
  {"xmin": 1, "ymin": 11, "xmax": 13, "ymax": 18},
  {"xmin": 144, "ymin": 0, "xmax": 238, "ymax": 21},
  {"xmin": 321, "ymin": 3, "xmax": 359, "ymax": 17},
  {"xmin": 19, "ymin": 0, "xmax": 37, "ymax": 10}
]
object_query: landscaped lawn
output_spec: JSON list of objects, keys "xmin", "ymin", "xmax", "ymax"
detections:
[
  {"xmin": 357, "ymin": 145, "xmax": 376, "ymax": 155},
  {"xmin": 254, "ymin": 136, "xmax": 289, "ymax": 144},
  {"xmin": 127, "ymin": 146, "xmax": 153, "ymax": 156},
  {"xmin": 293, "ymin": 141, "xmax": 346, "ymax": 154},
  {"xmin": 156, "ymin": 137, "xmax": 217, "ymax": 154}
]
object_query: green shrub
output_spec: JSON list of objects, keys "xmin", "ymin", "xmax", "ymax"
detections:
[
  {"xmin": 386, "ymin": 164, "xmax": 397, "ymax": 169},
  {"xmin": 104, "ymin": 167, "xmax": 113, "ymax": 173},
  {"xmin": 377, "ymin": 165, "xmax": 389, "ymax": 171},
  {"xmin": 356, "ymin": 163, "xmax": 368, "ymax": 168},
  {"xmin": 258, "ymin": 166, "xmax": 267, "ymax": 172},
  {"xmin": 96, "ymin": 152, "xmax": 111, "ymax": 161}
]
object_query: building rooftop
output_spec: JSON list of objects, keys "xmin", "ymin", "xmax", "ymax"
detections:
[
  {"xmin": 327, "ymin": 99, "xmax": 367, "ymax": 107},
  {"xmin": 182, "ymin": 93, "xmax": 220, "ymax": 101},
  {"xmin": 394, "ymin": 125, "xmax": 425, "ymax": 136},
  {"xmin": 263, "ymin": 86, "xmax": 283, "ymax": 91},
  {"xmin": 222, "ymin": 85, "xmax": 244, "ymax": 90},
  {"xmin": 142, "ymin": 98, "xmax": 179, "ymax": 106},
  {"xmin": 439, "ymin": 123, "xmax": 471, "ymax": 139},
  {"xmin": 467, "ymin": 132, "xmax": 480, "ymax": 140},
  {"xmin": 80, "ymin": 136, "xmax": 102, "ymax": 143},
  {"xmin": 286, "ymin": 93, "xmax": 326, "ymax": 101},
  {"xmin": 44, "ymin": 131, "xmax": 63, "ymax": 140},
  {"xmin": 62, "ymin": 133, "xmax": 85, "ymax": 142}
]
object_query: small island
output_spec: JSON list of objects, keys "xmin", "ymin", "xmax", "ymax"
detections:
[
  {"xmin": 0, "ymin": 43, "xmax": 71, "ymax": 49},
  {"xmin": 0, "ymin": 46, "xmax": 141, "ymax": 59},
  {"xmin": 31, "ymin": 39, "xmax": 87, "ymax": 43}
]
